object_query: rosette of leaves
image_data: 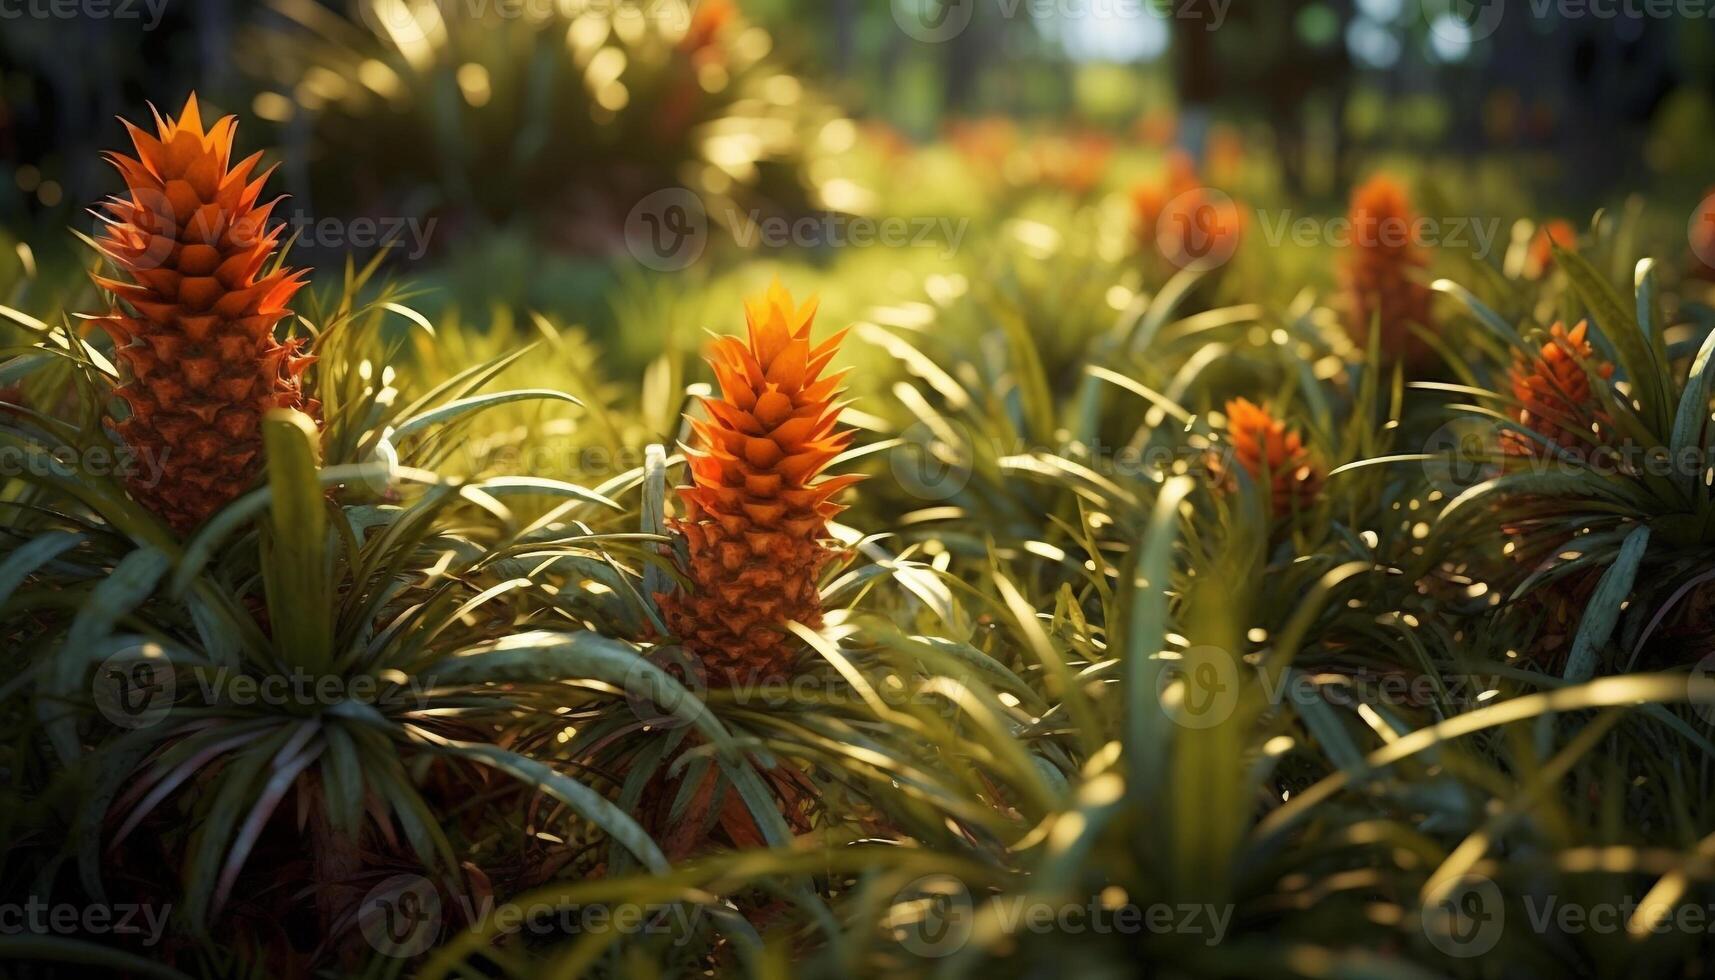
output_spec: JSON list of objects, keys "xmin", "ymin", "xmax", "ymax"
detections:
[
  {"xmin": 1420, "ymin": 235, "xmax": 1715, "ymax": 677},
  {"xmin": 0, "ymin": 270, "xmax": 733, "ymax": 969}
]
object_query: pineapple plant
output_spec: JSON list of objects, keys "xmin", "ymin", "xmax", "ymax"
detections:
[
  {"xmin": 1498, "ymin": 320, "xmax": 1612, "ymax": 459},
  {"xmin": 89, "ymin": 94, "xmax": 315, "ymax": 534},
  {"xmin": 657, "ymin": 282, "xmax": 861, "ymax": 688},
  {"xmin": 1209, "ymin": 396, "xmax": 1323, "ymax": 520},
  {"xmin": 1339, "ymin": 175, "xmax": 1436, "ymax": 367}
]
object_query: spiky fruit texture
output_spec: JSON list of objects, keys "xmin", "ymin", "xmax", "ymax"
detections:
[
  {"xmin": 1212, "ymin": 397, "xmax": 1323, "ymax": 519},
  {"xmin": 1340, "ymin": 175, "xmax": 1435, "ymax": 365},
  {"xmin": 1501, "ymin": 321, "xmax": 1612, "ymax": 457},
  {"xmin": 658, "ymin": 283, "xmax": 861, "ymax": 687},
  {"xmin": 91, "ymin": 94, "xmax": 315, "ymax": 534}
]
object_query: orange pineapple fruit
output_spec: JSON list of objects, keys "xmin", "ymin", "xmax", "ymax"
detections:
[
  {"xmin": 90, "ymin": 94, "xmax": 315, "ymax": 534},
  {"xmin": 658, "ymin": 283, "xmax": 861, "ymax": 687},
  {"xmin": 1211, "ymin": 397, "xmax": 1323, "ymax": 519},
  {"xmin": 1340, "ymin": 175, "xmax": 1436, "ymax": 366},
  {"xmin": 1500, "ymin": 320, "xmax": 1612, "ymax": 458}
]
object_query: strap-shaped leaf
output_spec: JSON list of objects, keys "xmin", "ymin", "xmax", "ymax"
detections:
[
  {"xmin": 262, "ymin": 410, "xmax": 333, "ymax": 673},
  {"xmin": 1125, "ymin": 475, "xmax": 1196, "ymax": 795},
  {"xmin": 0, "ymin": 530, "xmax": 86, "ymax": 608},
  {"xmin": 1431, "ymin": 278, "xmax": 1521, "ymax": 348},
  {"xmin": 390, "ymin": 388, "xmax": 583, "ymax": 440},
  {"xmin": 1563, "ymin": 524, "xmax": 1651, "ymax": 682},
  {"xmin": 1558, "ymin": 246, "xmax": 1670, "ymax": 433},
  {"xmin": 430, "ymin": 739, "xmax": 669, "ymax": 873},
  {"xmin": 1669, "ymin": 316, "xmax": 1715, "ymax": 499},
  {"xmin": 45, "ymin": 548, "xmax": 172, "ymax": 762}
]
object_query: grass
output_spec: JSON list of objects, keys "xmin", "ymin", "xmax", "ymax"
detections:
[{"xmin": 6, "ymin": 29, "xmax": 1715, "ymax": 977}]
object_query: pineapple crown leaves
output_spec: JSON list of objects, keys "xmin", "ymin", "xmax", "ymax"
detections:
[
  {"xmin": 92, "ymin": 94, "xmax": 307, "ymax": 324},
  {"xmin": 1344, "ymin": 174, "xmax": 1428, "ymax": 265},
  {"xmin": 1213, "ymin": 396, "xmax": 1324, "ymax": 520},
  {"xmin": 85, "ymin": 93, "xmax": 317, "ymax": 535},
  {"xmin": 677, "ymin": 280, "xmax": 864, "ymax": 529},
  {"xmin": 1502, "ymin": 320, "xmax": 1616, "ymax": 457}
]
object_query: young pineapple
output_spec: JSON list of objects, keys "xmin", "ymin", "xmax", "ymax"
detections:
[
  {"xmin": 91, "ymin": 94, "xmax": 315, "ymax": 534},
  {"xmin": 1500, "ymin": 320, "xmax": 1612, "ymax": 458},
  {"xmin": 658, "ymin": 283, "xmax": 861, "ymax": 688},
  {"xmin": 1210, "ymin": 397, "xmax": 1323, "ymax": 519},
  {"xmin": 1340, "ymin": 175, "xmax": 1436, "ymax": 367}
]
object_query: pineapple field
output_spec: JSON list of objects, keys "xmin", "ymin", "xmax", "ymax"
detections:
[{"xmin": 6, "ymin": 1, "xmax": 1715, "ymax": 977}]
